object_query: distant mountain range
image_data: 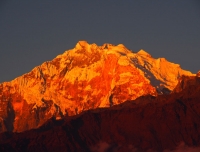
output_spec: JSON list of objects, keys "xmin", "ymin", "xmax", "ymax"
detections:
[{"xmin": 0, "ymin": 41, "xmax": 199, "ymax": 151}]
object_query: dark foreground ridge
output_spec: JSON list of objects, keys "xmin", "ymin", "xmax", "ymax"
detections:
[{"xmin": 0, "ymin": 76, "xmax": 200, "ymax": 152}]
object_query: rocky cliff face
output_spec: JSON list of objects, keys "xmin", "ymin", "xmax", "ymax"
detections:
[{"xmin": 0, "ymin": 41, "xmax": 194, "ymax": 132}]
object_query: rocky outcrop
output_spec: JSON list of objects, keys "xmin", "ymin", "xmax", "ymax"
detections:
[
  {"xmin": 0, "ymin": 41, "xmax": 194, "ymax": 132},
  {"xmin": 172, "ymin": 75, "xmax": 200, "ymax": 93},
  {"xmin": 197, "ymin": 71, "xmax": 200, "ymax": 77},
  {"xmin": 1, "ymin": 76, "xmax": 200, "ymax": 151}
]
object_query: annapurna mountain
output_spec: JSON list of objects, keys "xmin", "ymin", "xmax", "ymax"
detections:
[{"xmin": 0, "ymin": 41, "xmax": 194, "ymax": 132}]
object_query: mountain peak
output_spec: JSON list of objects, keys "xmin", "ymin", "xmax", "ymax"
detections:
[
  {"xmin": 137, "ymin": 49, "xmax": 151, "ymax": 57},
  {"xmin": 75, "ymin": 40, "xmax": 89, "ymax": 49},
  {"xmin": 0, "ymin": 41, "xmax": 195, "ymax": 132}
]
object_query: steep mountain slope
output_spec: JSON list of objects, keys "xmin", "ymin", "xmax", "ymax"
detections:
[
  {"xmin": 173, "ymin": 75, "xmax": 200, "ymax": 93},
  {"xmin": 0, "ymin": 41, "xmax": 194, "ymax": 132},
  {"xmin": 1, "ymin": 75, "xmax": 200, "ymax": 152}
]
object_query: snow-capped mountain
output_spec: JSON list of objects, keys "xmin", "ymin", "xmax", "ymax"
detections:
[{"xmin": 0, "ymin": 41, "xmax": 194, "ymax": 132}]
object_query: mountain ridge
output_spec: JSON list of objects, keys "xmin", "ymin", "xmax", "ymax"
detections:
[{"xmin": 0, "ymin": 41, "xmax": 195, "ymax": 132}]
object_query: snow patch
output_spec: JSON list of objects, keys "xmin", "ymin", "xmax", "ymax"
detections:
[
  {"xmin": 118, "ymin": 56, "xmax": 130, "ymax": 66},
  {"xmin": 85, "ymin": 85, "xmax": 92, "ymax": 91},
  {"xmin": 117, "ymin": 72, "xmax": 133, "ymax": 85},
  {"xmin": 64, "ymin": 67, "xmax": 100, "ymax": 83}
]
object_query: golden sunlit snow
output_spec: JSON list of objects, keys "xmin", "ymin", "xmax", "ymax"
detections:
[{"xmin": 0, "ymin": 41, "xmax": 194, "ymax": 131}]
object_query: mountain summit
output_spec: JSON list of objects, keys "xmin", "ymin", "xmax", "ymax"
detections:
[{"xmin": 0, "ymin": 41, "xmax": 194, "ymax": 132}]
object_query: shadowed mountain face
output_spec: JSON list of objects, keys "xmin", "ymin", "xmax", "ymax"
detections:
[
  {"xmin": 0, "ymin": 41, "xmax": 194, "ymax": 133},
  {"xmin": 0, "ymin": 76, "xmax": 200, "ymax": 152},
  {"xmin": 173, "ymin": 75, "xmax": 200, "ymax": 93}
]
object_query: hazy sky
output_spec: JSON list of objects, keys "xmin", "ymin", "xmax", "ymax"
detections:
[{"xmin": 0, "ymin": 0, "xmax": 200, "ymax": 82}]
